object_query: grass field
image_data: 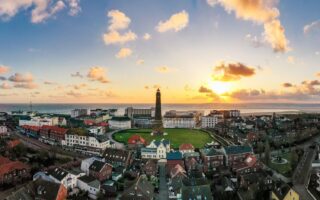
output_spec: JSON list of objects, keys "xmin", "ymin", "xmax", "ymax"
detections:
[
  {"xmin": 113, "ymin": 128, "xmax": 212, "ymax": 148},
  {"xmin": 269, "ymin": 152, "xmax": 292, "ymax": 177}
]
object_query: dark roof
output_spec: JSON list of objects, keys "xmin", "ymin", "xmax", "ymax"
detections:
[
  {"xmin": 89, "ymin": 160, "xmax": 108, "ymax": 172},
  {"xmin": 272, "ymin": 182, "xmax": 292, "ymax": 199},
  {"xmin": 201, "ymin": 148, "xmax": 223, "ymax": 156},
  {"xmin": 224, "ymin": 145, "xmax": 253, "ymax": 155},
  {"xmin": 110, "ymin": 116, "xmax": 131, "ymax": 121},
  {"xmin": 48, "ymin": 167, "xmax": 68, "ymax": 181},
  {"xmin": 181, "ymin": 183, "xmax": 213, "ymax": 200},
  {"xmin": 104, "ymin": 148, "xmax": 132, "ymax": 164},
  {"xmin": 166, "ymin": 151, "xmax": 182, "ymax": 160},
  {"xmin": 78, "ymin": 175, "xmax": 100, "ymax": 189},
  {"xmin": 121, "ymin": 176, "xmax": 154, "ymax": 200}
]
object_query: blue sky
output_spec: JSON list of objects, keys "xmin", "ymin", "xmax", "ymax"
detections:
[{"xmin": 0, "ymin": 0, "xmax": 320, "ymax": 103}]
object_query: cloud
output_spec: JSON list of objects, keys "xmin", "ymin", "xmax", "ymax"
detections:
[
  {"xmin": 66, "ymin": 90, "xmax": 83, "ymax": 97},
  {"xmin": 68, "ymin": 0, "xmax": 81, "ymax": 16},
  {"xmin": 155, "ymin": 66, "xmax": 174, "ymax": 73},
  {"xmin": 198, "ymin": 85, "xmax": 220, "ymax": 100},
  {"xmin": 87, "ymin": 66, "xmax": 109, "ymax": 83},
  {"xmin": 207, "ymin": 0, "xmax": 290, "ymax": 52},
  {"xmin": 71, "ymin": 72, "xmax": 83, "ymax": 78},
  {"xmin": 14, "ymin": 82, "xmax": 38, "ymax": 89},
  {"xmin": 116, "ymin": 47, "xmax": 132, "ymax": 59},
  {"xmin": 8, "ymin": 73, "xmax": 34, "ymax": 82},
  {"xmin": 245, "ymin": 34, "xmax": 265, "ymax": 48},
  {"xmin": 0, "ymin": 65, "xmax": 10, "ymax": 74},
  {"xmin": 0, "ymin": 76, "xmax": 6, "ymax": 81},
  {"xmin": 0, "ymin": 0, "xmax": 83, "ymax": 23},
  {"xmin": 143, "ymin": 33, "xmax": 151, "ymax": 40},
  {"xmin": 73, "ymin": 83, "xmax": 87, "ymax": 90},
  {"xmin": 43, "ymin": 81, "xmax": 57, "ymax": 85},
  {"xmin": 136, "ymin": 59, "xmax": 145, "ymax": 65},
  {"xmin": 287, "ymin": 56, "xmax": 295, "ymax": 64},
  {"xmin": 1, "ymin": 82, "xmax": 11, "ymax": 89},
  {"xmin": 212, "ymin": 62, "xmax": 256, "ymax": 81},
  {"xmin": 199, "ymin": 86, "xmax": 213, "ymax": 93},
  {"xmin": 304, "ymin": 20, "xmax": 320, "ymax": 34},
  {"xmin": 103, "ymin": 10, "xmax": 137, "ymax": 45},
  {"xmin": 282, "ymin": 82, "xmax": 293, "ymax": 88},
  {"xmin": 156, "ymin": 10, "xmax": 189, "ymax": 32}
]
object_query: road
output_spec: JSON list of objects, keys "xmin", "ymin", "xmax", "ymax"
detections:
[
  {"xmin": 106, "ymin": 130, "xmax": 125, "ymax": 149},
  {"xmin": 158, "ymin": 162, "xmax": 168, "ymax": 200}
]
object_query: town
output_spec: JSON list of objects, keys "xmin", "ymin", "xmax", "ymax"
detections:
[{"xmin": 0, "ymin": 89, "xmax": 320, "ymax": 200}]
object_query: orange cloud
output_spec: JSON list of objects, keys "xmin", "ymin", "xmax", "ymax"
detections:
[
  {"xmin": 87, "ymin": 66, "xmax": 109, "ymax": 83},
  {"xmin": 9, "ymin": 73, "xmax": 34, "ymax": 82},
  {"xmin": 116, "ymin": 47, "xmax": 132, "ymax": 59},
  {"xmin": 282, "ymin": 82, "xmax": 293, "ymax": 88},
  {"xmin": 156, "ymin": 10, "xmax": 189, "ymax": 32},
  {"xmin": 155, "ymin": 66, "xmax": 174, "ymax": 73},
  {"xmin": 0, "ymin": 65, "xmax": 10, "ymax": 74},
  {"xmin": 212, "ymin": 62, "xmax": 255, "ymax": 81}
]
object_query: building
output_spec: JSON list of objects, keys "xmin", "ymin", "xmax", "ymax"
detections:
[
  {"xmin": 5, "ymin": 177, "xmax": 67, "ymax": 200},
  {"xmin": 127, "ymin": 134, "xmax": 147, "ymax": 149},
  {"xmin": 141, "ymin": 139, "xmax": 170, "ymax": 159},
  {"xmin": 0, "ymin": 156, "xmax": 30, "ymax": 185},
  {"xmin": 19, "ymin": 116, "xmax": 59, "ymax": 127},
  {"xmin": 142, "ymin": 160, "xmax": 158, "ymax": 176},
  {"xmin": 200, "ymin": 148, "xmax": 224, "ymax": 171},
  {"xmin": 179, "ymin": 143, "xmax": 195, "ymax": 155},
  {"xmin": 201, "ymin": 114, "xmax": 221, "ymax": 128},
  {"xmin": 39, "ymin": 126, "xmax": 68, "ymax": 145},
  {"xmin": 120, "ymin": 176, "xmax": 154, "ymax": 200},
  {"xmin": 0, "ymin": 125, "xmax": 8, "ymax": 136},
  {"xmin": 81, "ymin": 157, "xmax": 103, "ymax": 175},
  {"xmin": 166, "ymin": 151, "xmax": 184, "ymax": 174},
  {"xmin": 89, "ymin": 160, "xmax": 113, "ymax": 181},
  {"xmin": 271, "ymin": 182, "xmax": 299, "ymax": 200},
  {"xmin": 125, "ymin": 107, "xmax": 154, "ymax": 118},
  {"xmin": 108, "ymin": 116, "xmax": 131, "ymax": 129},
  {"xmin": 48, "ymin": 167, "xmax": 85, "ymax": 190},
  {"xmin": 71, "ymin": 108, "xmax": 89, "ymax": 118},
  {"xmin": 224, "ymin": 145, "xmax": 253, "ymax": 166},
  {"xmin": 104, "ymin": 148, "xmax": 133, "ymax": 168},
  {"xmin": 62, "ymin": 133, "xmax": 112, "ymax": 156},
  {"xmin": 88, "ymin": 126, "xmax": 106, "ymax": 135},
  {"xmin": 77, "ymin": 176, "xmax": 100, "ymax": 199},
  {"xmin": 20, "ymin": 125, "xmax": 40, "ymax": 138},
  {"xmin": 152, "ymin": 88, "xmax": 164, "ymax": 135},
  {"xmin": 163, "ymin": 110, "xmax": 202, "ymax": 128}
]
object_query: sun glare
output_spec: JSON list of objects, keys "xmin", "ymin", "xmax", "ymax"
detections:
[{"xmin": 209, "ymin": 81, "xmax": 232, "ymax": 95}]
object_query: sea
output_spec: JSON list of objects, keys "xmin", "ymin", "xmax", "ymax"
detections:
[{"xmin": 1, "ymin": 103, "xmax": 320, "ymax": 115}]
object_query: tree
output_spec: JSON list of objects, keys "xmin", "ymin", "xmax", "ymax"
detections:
[
  {"xmin": 291, "ymin": 150, "xmax": 299, "ymax": 171},
  {"xmin": 264, "ymin": 140, "xmax": 271, "ymax": 166}
]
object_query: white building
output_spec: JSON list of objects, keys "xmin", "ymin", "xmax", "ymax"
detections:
[
  {"xmin": 77, "ymin": 176, "xmax": 100, "ymax": 199},
  {"xmin": 71, "ymin": 109, "xmax": 89, "ymax": 118},
  {"xmin": 81, "ymin": 157, "xmax": 103, "ymax": 175},
  {"xmin": 229, "ymin": 110, "xmax": 241, "ymax": 118},
  {"xmin": 0, "ymin": 125, "xmax": 8, "ymax": 134},
  {"xmin": 88, "ymin": 126, "xmax": 105, "ymax": 135},
  {"xmin": 163, "ymin": 110, "xmax": 202, "ymax": 128},
  {"xmin": 19, "ymin": 116, "xmax": 59, "ymax": 127},
  {"xmin": 141, "ymin": 139, "xmax": 170, "ymax": 159},
  {"xmin": 62, "ymin": 134, "xmax": 112, "ymax": 155},
  {"xmin": 201, "ymin": 115, "xmax": 220, "ymax": 128},
  {"xmin": 48, "ymin": 167, "xmax": 85, "ymax": 190},
  {"xmin": 108, "ymin": 116, "xmax": 131, "ymax": 129}
]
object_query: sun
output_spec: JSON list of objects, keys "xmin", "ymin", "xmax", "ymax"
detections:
[{"xmin": 209, "ymin": 81, "xmax": 232, "ymax": 95}]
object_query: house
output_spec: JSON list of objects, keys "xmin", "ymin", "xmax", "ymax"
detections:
[
  {"xmin": 0, "ymin": 125, "xmax": 8, "ymax": 136},
  {"xmin": 89, "ymin": 160, "xmax": 113, "ymax": 181},
  {"xmin": 170, "ymin": 164, "xmax": 187, "ymax": 179},
  {"xmin": 127, "ymin": 134, "xmax": 147, "ymax": 149},
  {"xmin": 81, "ymin": 157, "xmax": 103, "ymax": 175},
  {"xmin": 179, "ymin": 143, "xmax": 195, "ymax": 155},
  {"xmin": 101, "ymin": 180, "xmax": 117, "ymax": 198},
  {"xmin": 48, "ymin": 167, "xmax": 85, "ymax": 190},
  {"xmin": 224, "ymin": 145, "xmax": 253, "ymax": 166},
  {"xmin": 163, "ymin": 110, "xmax": 202, "ymax": 128},
  {"xmin": 6, "ymin": 139, "xmax": 21, "ymax": 148},
  {"xmin": 200, "ymin": 148, "xmax": 224, "ymax": 171},
  {"xmin": 142, "ymin": 159, "xmax": 158, "ymax": 176},
  {"xmin": 5, "ymin": 177, "xmax": 67, "ymax": 200},
  {"xmin": 232, "ymin": 155, "xmax": 262, "ymax": 175},
  {"xmin": 247, "ymin": 132, "xmax": 259, "ymax": 143},
  {"xmin": 21, "ymin": 125, "xmax": 40, "ymax": 138},
  {"xmin": 167, "ymin": 151, "xmax": 184, "ymax": 174},
  {"xmin": 77, "ymin": 175, "xmax": 100, "ymax": 199},
  {"xmin": 185, "ymin": 157, "xmax": 202, "ymax": 172},
  {"xmin": 0, "ymin": 156, "xmax": 30, "ymax": 185},
  {"xmin": 271, "ymin": 182, "xmax": 299, "ymax": 200},
  {"xmin": 104, "ymin": 148, "xmax": 133, "ymax": 168},
  {"xmin": 108, "ymin": 116, "xmax": 131, "ymax": 129},
  {"xmin": 180, "ymin": 176, "xmax": 213, "ymax": 200},
  {"xmin": 88, "ymin": 126, "xmax": 106, "ymax": 135},
  {"xmin": 183, "ymin": 152, "xmax": 200, "ymax": 161},
  {"xmin": 39, "ymin": 126, "xmax": 68, "ymax": 145},
  {"xmin": 121, "ymin": 176, "xmax": 154, "ymax": 200},
  {"xmin": 141, "ymin": 139, "xmax": 170, "ymax": 159}
]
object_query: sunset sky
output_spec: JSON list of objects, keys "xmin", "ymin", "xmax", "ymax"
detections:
[{"xmin": 0, "ymin": 0, "xmax": 320, "ymax": 103}]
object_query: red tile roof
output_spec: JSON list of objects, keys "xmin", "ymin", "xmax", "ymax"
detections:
[
  {"xmin": 0, "ymin": 156, "xmax": 11, "ymax": 166},
  {"xmin": 22, "ymin": 125, "xmax": 40, "ymax": 132},
  {"xmin": 41, "ymin": 126, "xmax": 68, "ymax": 135},
  {"xmin": 179, "ymin": 143, "xmax": 195, "ymax": 151},
  {"xmin": 0, "ymin": 156, "xmax": 29, "ymax": 177},
  {"xmin": 128, "ymin": 135, "xmax": 146, "ymax": 145},
  {"xmin": 7, "ymin": 139, "xmax": 21, "ymax": 149}
]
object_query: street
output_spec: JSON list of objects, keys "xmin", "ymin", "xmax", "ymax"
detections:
[{"xmin": 158, "ymin": 162, "xmax": 169, "ymax": 200}]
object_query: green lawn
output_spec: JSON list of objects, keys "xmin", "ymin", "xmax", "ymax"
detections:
[
  {"xmin": 269, "ymin": 152, "xmax": 292, "ymax": 177},
  {"xmin": 113, "ymin": 128, "xmax": 213, "ymax": 148}
]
